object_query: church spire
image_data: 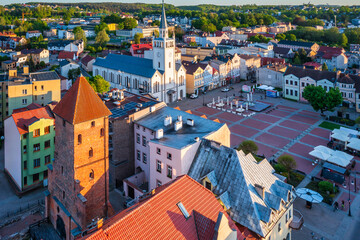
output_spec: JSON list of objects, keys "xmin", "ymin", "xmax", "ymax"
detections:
[{"xmin": 159, "ymin": 0, "xmax": 168, "ymax": 38}]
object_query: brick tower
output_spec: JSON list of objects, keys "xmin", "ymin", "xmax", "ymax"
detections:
[{"xmin": 45, "ymin": 76, "xmax": 112, "ymax": 239}]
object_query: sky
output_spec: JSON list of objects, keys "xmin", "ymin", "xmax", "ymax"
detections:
[{"xmin": 1, "ymin": 0, "xmax": 359, "ymax": 6}]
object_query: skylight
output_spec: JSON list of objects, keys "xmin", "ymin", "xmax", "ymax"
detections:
[{"xmin": 177, "ymin": 202, "xmax": 190, "ymax": 219}]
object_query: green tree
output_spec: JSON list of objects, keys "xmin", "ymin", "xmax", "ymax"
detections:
[
  {"xmin": 339, "ymin": 33, "xmax": 348, "ymax": 47},
  {"xmin": 95, "ymin": 22, "xmax": 109, "ymax": 34},
  {"xmin": 134, "ymin": 33, "xmax": 143, "ymax": 44},
  {"xmin": 38, "ymin": 34, "xmax": 43, "ymax": 42},
  {"xmin": 151, "ymin": 20, "xmax": 160, "ymax": 26},
  {"xmin": 237, "ymin": 140, "xmax": 258, "ymax": 155},
  {"xmin": 68, "ymin": 67, "xmax": 80, "ymax": 80},
  {"xmin": 153, "ymin": 30, "xmax": 159, "ymax": 38},
  {"xmin": 322, "ymin": 63, "xmax": 328, "ymax": 71},
  {"xmin": 303, "ymin": 85, "xmax": 343, "ymax": 114},
  {"xmin": 95, "ymin": 29, "xmax": 110, "ymax": 47},
  {"xmin": 87, "ymin": 75, "xmax": 110, "ymax": 93},
  {"xmin": 123, "ymin": 18, "xmax": 137, "ymax": 30},
  {"xmin": 202, "ymin": 23, "xmax": 217, "ymax": 33},
  {"xmin": 293, "ymin": 56, "xmax": 302, "ymax": 65},
  {"xmin": 74, "ymin": 26, "xmax": 87, "ymax": 46},
  {"xmin": 355, "ymin": 116, "xmax": 360, "ymax": 128},
  {"xmin": 277, "ymin": 155, "xmax": 296, "ymax": 181},
  {"xmin": 286, "ymin": 33, "xmax": 297, "ymax": 41},
  {"xmin": 276, "ymin": 33, "xmax": 286, "ymax": 41}
]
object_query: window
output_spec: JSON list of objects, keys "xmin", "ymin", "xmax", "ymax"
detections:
[
  {"xmin": 78, "ymin": 134, "xmax": 82, "ymax": 144},
  {"xmin": 142, "ymin": 136, "xmax": 146, "ymax": 147},
  {"xmin": 290, "ymin": 89, "xmax": 293, "ymax": 96},
  {"xmin": 137, "ymin": 150, "xmax": 141, "ymax": 161},
  {"xmin": 295, "ymin": 90, "xmax": 298, "ymax": 97},
  {"xmin": 169, "ymin": 62, "xmax": 171, "ymax": 68},
  {"xmin": 44, "ymin": 170, "xmax": 48, "ymax": 179},
  {"xmin": 301, "ymin": 82, "xmax": 304, "ymax": 87},
  {"xmin": 286, "ymin": 89, "xmax": 289, "ymax": 95},
  {"xmin": 286, "ymin": 80, "xmax": 289, "ymax": 84},
  {"xmin": 23, "ymin": 134, "xmax": 27, "ymax": 139},
  {"xmin": 22, "ymin": 89, "xmax": 27, "ymax": 94},
  {"xmin": 100, "ymin": 128, "xmax": 105, "ymax": 137},
  {"xmin": 158, "ymin": 62, "xmax": 160, "ymax": 68},
  {"xmin": 167, "ymin": 152, "xmax": 172, "ymax": 160},
  {"xmin": 295, "ymin": 81, "xmax": 298, "ymax": 86},
  {"xmin": 33, "ymin": 129, "xmax": 40, "ymax": 137},
  {"xmin": 91, "ymin": 121, "xmax": 95, "ymax": 127},
  {"xmin": 143, "ymin": 127, "xmax": 145, "ymax": 132},
  {"xmin": 278, "ymin": 222, "xmax": 281, "ymax": 232},
  {"xmin": 45, "ymin": 155, "xmax": 51, "ymax": 164},
  {"xmin": 136, "ymin": 133, "xmax": 140, "ymax": 144},
  {"xmin": 23, "ymin": 145, "xmax": 27, "ymax": 153},
  {"xmin": 167, "ymin": 165, "xmax": 172, "ymax": 178},
  {"xmin": 33, "ymin": 143, "xmax": 40, "ymax": 152},
  {"xmin": 41, "ymin": 85, "xmax": 44, "ymax": 90},
  {"xmin": 136, "ymin": 124, "xmax": 140, "ymax": 129},
  {"xmin": 44, "ymin": 140, "xmax": 50, "ymax": 149},
  {"xmin": 156, "ymin": 160, "xmax": 162, "ymax": 173},
  {"xmin": 44, "ymin": 126, "xmax": 50, "ymax": 134},
  {"xmin": 89, "ymin": 148, "xmax": 93, "ymax": 158},
  {"xmin": 63, "ymin": 191, "xmax": 65, "ymax": 199},
  {"xmin": 34, "ymin": 86, "xmax": 37, "ymax": 91},
  {"xmin": 24, "ymin": 176, "xmax": 27, "ymax": 186},
  {"xmin": 24, "ymin": 161, "xmax": 27, "ymax": 169},
  {"xmin": 89, "ymin": 170, "xmax": 94, "ymax": 179},
  {"xmin": 205, "ymin": 181, "xmax": 212, "ymax": 190},
  {"xmin": 157, "ymin": 180, "xmax": 162, "ymax": 187},
  {"xmin": 289, "ymin": 209, "xmax": 292, "ymax": 219},
  {"xmin": 157, "ymin": 148, "xmax": 161, "ymax": 155},
  {"xmin": 143, "ymin": 153, "xmax": 147, "ymax": 164},
  {"xmin": 33, "ymin": 158, "xmax": 40, "ymax": 168}
]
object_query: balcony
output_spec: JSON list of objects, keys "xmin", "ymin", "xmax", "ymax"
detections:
[{"xmin": 289, "ymin": 209, "xmax": 304, "ymax": 230}]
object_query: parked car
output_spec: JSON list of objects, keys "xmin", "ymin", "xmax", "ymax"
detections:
[
  {"xmin": 221, "ymin": 88, "xmax": 230, "ymax": 92},
  {"xmin": 190, "ymin": 93, "xmax": 198, "ymax": 99}
]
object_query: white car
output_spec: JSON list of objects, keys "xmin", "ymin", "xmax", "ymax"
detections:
[
  {"xmin": 221, "ymin": 88, "xmax": 230, "ymax": 92},
  {"xmin": 190, "ymin": 94, "xmax": 198, "ymax": 99}
]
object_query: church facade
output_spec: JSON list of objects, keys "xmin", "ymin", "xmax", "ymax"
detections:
[{"xmin": 93, "ymin": 5, "xmax": 186, "ymax": 104}]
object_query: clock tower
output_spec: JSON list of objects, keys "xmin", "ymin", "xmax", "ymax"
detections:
[{"xmin": 153, "ymin": 0, "xmax": 176, "ymax": 100}]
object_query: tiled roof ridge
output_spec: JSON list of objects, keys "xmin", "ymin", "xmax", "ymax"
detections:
[{"xmin": 72, "ymin": 77, "xmax": 82, "ymax": 123}]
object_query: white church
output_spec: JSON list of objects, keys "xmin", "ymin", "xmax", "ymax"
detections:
[{"xmin": 93, "ymin": 2, "xmax": 186, "ymax": 103}]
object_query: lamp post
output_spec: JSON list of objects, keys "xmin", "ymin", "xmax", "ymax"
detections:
[
  {"xmin": 349, "ymin": 174, "xmax": 352, "ymax": 217},
  {"xmin": 202, "ymin": 92, "xmax": 205, "ymax": 106}
]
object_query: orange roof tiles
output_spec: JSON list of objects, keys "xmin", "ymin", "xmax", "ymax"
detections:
[
  {"xmin": 201, "ymin": 114, "xmax": 207, "ymax": 119},
  {"xmin": 83, "ymin": 175, "xmax": 244, "ymax": 240},
  {"xmin": 174, "ymin": 106, "xmax": 181, "ymax": 110},
  {"xmin": 53, "ymin": 76, "xmax": 111, "ymax": 124},
  {"xmin": 11, "ymin": 106, "xmax": 54, "ymax": 135},
  {"xmin": 213, "ymin": 119, "xmax": 221, "ymax": 123},
  {"xmin": 185, "ymin": 110, "xmax": 192, "ymax": 114}
]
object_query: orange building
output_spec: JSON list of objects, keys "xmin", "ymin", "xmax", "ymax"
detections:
[{"xmin": 45, "ymin": 76, "xmax": 112, "ymax": 239}]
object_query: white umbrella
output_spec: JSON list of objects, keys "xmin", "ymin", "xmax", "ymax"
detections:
[
  {"xmin": 218, "ymin": 96, "xmax": 220, "ymax": 103},
  {"xmin": 213, "ymin": 98, "xmax": 215, "ymax": 105},
  {"xmin": 227, "ymin": 97, "xmax": 229, "ymax": 105},
  {"xmin": 236, "ymin": 100, "xmax": 239, "ymax": 108},
  {"xmin": 246, "ymin": 102, "xmax": 248, "ymax": 111},
  {"xmin": 347, "ymin": 138, "xmax": 360, "ymax": 151},
  {"xmin": 250, "ymin": 92, "xmax": 253, "ymax": 102},
  {"xmin": 314, "ymin": 145, "xmax": 334, "ymax": 156},
  {"xmin": 296, "ymin": 188, "xmax": 323, "ymax": 203},
  {"xmin": 309, "ymin": 150, "xmax": 331, "ymax": 161},
  {"xmin": 247, "ymin": 93, "xmax": 250, "ymax": 102}
]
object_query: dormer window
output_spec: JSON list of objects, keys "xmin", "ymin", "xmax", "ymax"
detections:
[{"xmin": 205, "ymin": 181, "xmax": 212, "ymax": 190}]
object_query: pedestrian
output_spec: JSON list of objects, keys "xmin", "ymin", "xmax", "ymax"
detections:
[
  {"xmin": 341, "ymin": 200, "xmax": 345, "ymax": 209},
  {"xmin": 334, "ymin": 202, "xmax": 338, "ymax": 211}
]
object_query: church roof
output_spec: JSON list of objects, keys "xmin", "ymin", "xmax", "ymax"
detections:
[
  {"xmin": 53, "ymin": 76, "xmax": 111, "ymax": 124},
  {"xmin": 93, "ymin": 54, "xmax": 162, "ymax": 78},
  {"xmin": 160, "ymin": 1, "xmax": 168, "ymax": 29}
]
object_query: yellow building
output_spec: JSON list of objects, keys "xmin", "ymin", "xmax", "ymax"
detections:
[
  {"xmin": 183, "ymin": 61, "xmax": 213, "ymax": 95},
  {"xmin": 107, "ymin": 23, "xmax": 118, "ymax": 31}
]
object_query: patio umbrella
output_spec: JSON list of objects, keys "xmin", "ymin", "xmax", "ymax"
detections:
[
  {"xmin": 314, "ymin": 145, "xmax": 334, "ymax": 156},
  {"xmin": 296, "ymin": 188, "xmax": 323, "ymax": 203},
  {"xmin": 246, "ymin": 102, "xmax": 248, "ymax": 111},
  {"xmin": 212, "ymin": 98, "xmax": 215, "ymax": 104}
]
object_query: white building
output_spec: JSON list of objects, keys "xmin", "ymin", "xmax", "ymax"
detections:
[
  {"xmin": 59, "ymin": 59, "xmax": 80, "ymax": 79},
  {"xmin": 26, "ymin": 31, "xmax": 42, "ymax": 39},
  {"xmin": 93, "ymin": 5, "xmax": 186, "ymax": 103}
]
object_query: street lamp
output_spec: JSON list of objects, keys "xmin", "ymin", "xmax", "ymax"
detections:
[{"xmin": 348, "ymin": 174, "xmax": 352, "ymax": 217}]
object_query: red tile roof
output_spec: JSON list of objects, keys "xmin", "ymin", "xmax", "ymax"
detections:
[
  {"xmin": 11, "ymin": 106, "xmax": 54, "ymax": 135},
  {"xmin": 83, "ymin": 175, "xmax": 244, "ymax": 240},
  {"xmin": 131, "ymin": 43, "xmax": 153, "ymax": 55},
  {"xmin": 12, "ymin": 103, "xmax": 42, "ymax": 114},
  {"xmin": 261, "ymin": 57, "xmax": 285, "ymax": 66},
  {"xmin": 58, "ymin": 51, "xmax": 75, "ymax": 59},
  {"xmin": 303, "ymin": 62, "xmax": 322, "ymax": 68},
  {"xmin": 80, "ymin": 54, "xmax": 95, "ymax": 66},
  {"xmin": 53, "ymin": 76, "xmax": 111, "ymax": 124}
]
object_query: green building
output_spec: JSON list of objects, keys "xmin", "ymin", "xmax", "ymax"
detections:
[{"xmin": 4, "ymin": 104, "xmax": 55, "ymax": 193}]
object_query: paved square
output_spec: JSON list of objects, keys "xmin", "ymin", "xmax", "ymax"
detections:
[
  {"xmin": 195, "ymin": 106, "xmax": 221, "ymax": 115},
  {"xmin": 191, "ymin": 111, "xmax": 206, "ymax": 117},
  {"xmin": 280, "ymin": 120, "xmax": 311, "ymax": 131},
  {"xmin": 255, "ymin": 133, "xmax": 290, "ymax": 148},
  {"xmin": 310, "ymin": 128, "xmax": 331, "ymax": 139},
  {"xmin": 268, "ymin": 109, "xmax": 292, "ymax": 117},
  {"xmin": 300, "ymin": 134, "xmax": 328, "ymax": 147},
  {"xmin": 283, "ymin": 153, "xmax": 316, "ymax": 174},
  {"xmin": 290, "ymin": 114, "xmax": 319, "ymax": 125},
  {"xmin": 277, "ymin": 105, "xmax": 298, "ymax": 111},
  {"xmin": 230, "ymin": 134, "xmax": 246, "ymax": 148},
  {"xmin": 240, "ymin": 118, "xmax": 271, "ymax": 130},
  {"xmin": 230, "ymin": 124, "xmax": 260, "ymax": 138},
  {"xmin": 268, "ymin": 126, "xmax": 301, "ymax": 139},
  {"xmin": 256, "ymin": 142, "xmax": 279, "ymax": 158},
  {"xmin": 252, "ymin": 113, "xmax": 281, "ymax": 123},
  {"xmin": 336, "ymin": 192, "xmax": 356, "ymax": 212},
  {"xmin": 288, "ymin": 143, "xmax": 314, "ymax": 159},
  {"xmin": 217, "ymin": 112, "xmax": 244, "ymax": 122},
  {"xmin": 300, "ymin": 110, "xmax": 321, "ymax": 118}
]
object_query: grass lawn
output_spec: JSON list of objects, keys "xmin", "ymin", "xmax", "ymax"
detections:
[{"xmin": 319, "ymin": 121, "xmax": 341, "ymax": 130}]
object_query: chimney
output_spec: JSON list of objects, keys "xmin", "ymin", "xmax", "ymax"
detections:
[
  {"xmin": 155, "ymin": 129, "xmax": 163, "ymax": 139},
  {"xmin": 254, "ymin": 184, "xmax": 265, "ymax": 199},
  {"xmin": 164, "ymin": 116, "xmax": 172, "ymax": 126},
  {"xmin": 194, "ymin": 137, "xmax": 200, "ymax": 142},
  {"xmin": 187, "ymin": 119, "xmax": 194, "ymax": 126},
  {"xmin": 23, "ymin": 65, "xmax": 29, "ymax": 75},
  {"xmin": 174, "ymin": 121, "xmax": 183, "ymax": 131}
]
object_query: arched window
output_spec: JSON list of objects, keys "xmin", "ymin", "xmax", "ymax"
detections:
[
  {"xmin": 78, "ymin": 134, "xmax": 82, "ymax": 144},
  {"xmin": 100, "ymin": 128, "xmax": 105, "ymax": 137},
  {"xmin": 89, "ymin": 148, "xmax": 93, "ymax": 158},
  {"xmin": 89, "ymin": 169, "xmax": 94, "ymax": 179}
]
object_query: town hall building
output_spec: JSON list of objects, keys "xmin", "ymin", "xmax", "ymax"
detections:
[{"xmin": 93, "ymin": 3, "xmax": 186, "ymax": 103}]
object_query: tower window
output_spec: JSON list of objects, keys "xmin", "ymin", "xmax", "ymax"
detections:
[
  {"xmin": 89, "ymin": 148, "xmax": 93, "ymax": 158},
  {"xmin": 89, "ymin": 170, "xmax": 94, "ymax": 180},
  {"xmin": 158, "ymin": 62, "xmax": 160, "ymax": 68},
  {"xmin": 100, "ymin": 128, "xmax": 105, "ymax": 137},
  {"xmin": 78, "ymin": 134, "xmax": 82, "ymax": 144},
  {"xmin": 169, "ymin": 62, "xmax": 171, "ymax": 68},
  {"xmin": 91, "ymin": 121, "xmax": 95, "ymax": 127}
]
